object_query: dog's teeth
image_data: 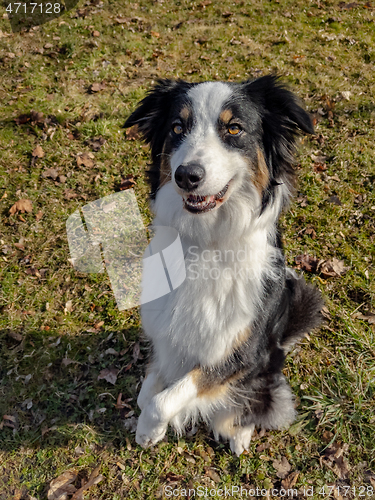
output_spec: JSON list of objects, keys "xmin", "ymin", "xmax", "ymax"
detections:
[{"xmin": 183, "ymin": 184, "xmax": 229, "ymax": 213}]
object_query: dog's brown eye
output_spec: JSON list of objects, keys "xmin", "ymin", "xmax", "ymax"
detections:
[
  {"xmin": 173, "ymin": 124, "xmax": 183, "ymax": 135},
  {"xmin": 228, "ymin": 124, "xmax": 241, "ymax": 135}
]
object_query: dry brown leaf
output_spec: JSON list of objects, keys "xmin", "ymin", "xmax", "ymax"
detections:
[
  {"xmin": 295, "ymin": 255, "xmax": 349, "ymax": 278},
  {"xmin": 304, "ymin": 227, "xmax": 317, "ymax": 239},
  {"xmin": 314, "ymin": 162, "xmax": 327, "ymax": 172},
  {"xmin": 105, "ymin": 348, "xmax": 118, "ymax": 356},
  {"xmin": 320, "ymin": 443, "xmax": 350, "ymax": 480},
  {"xmin": 205, "ymin": 468, "xmax": 221, "ymax": 483},
  {"xmin": 64, "ymin": 300, "xmax": 73, "ymax": 314},
  {"xmin": 272, "ymin": 456, "xmax": 291, "ymax": 479},
  {"xmin": 165, "ymin": 471, "xmax": 184, "ymax": 481},
  {"xmin": 295, "ymin": 254, "xmax": 320, "ymax": 273},
  {"xmin": 318, "ymin": 258, "xmax": 349, "ymax": 278},
  {"xmin": 134, "ymin": 57, "xmax": 144, "ymax": 67},
  {"xmin": 90, "ymin": 82, "xmax": 106, "ymax": 93},
  {"xmin": 30, "ymin": 110, "xmax": 45, "ymax": 123},
  {"xmin": 15, "ymin": 113, "xmax": 31, "ymax": 125},
  {"xmin": 322, "ymin": 430, "xmax": 334, "ymax": 443},
  {"xmin": 98, "ymin": 368, "xmax": 119, "ymax": 385},
  {"xmin": 85, "ymin": 136, "xmax": 106, "ymax": 152},
  {"xmin": 119, "ymin": 175, "xmax": 136, "ymax": 191},
  {"xmin": 352, "ymin": 312, "xmax": 375, "ymax": 324},
  {"xmin": 7, "ymin": 330, "xmax": 23, "ymax": 342},
  {"xmin": 64, "ymin": 190, "xmax": 78, "ymax": 200},
  {"xmin": 32, "ymin": 145, "xmax": 45, "ymax": 158},
  {"xmin": 327, "ymin": 194, "xmax": 342, "ymax": 205},
  {"xmin": 125, "ymin": 125, "xmax": 141, "ymax": 141},
  {"xmin": 42, "ymin": 168, "xmax": 59, "ymax": 180},
  {"xmin": 3, "ymin": 414, "xmax": 17, "ymax": 423},
  {"xmin": 76, "ymin": 153, "xmax": 95, "ymax": 168},
  {"xmin": 47, "ymin": 470, "xmax": 78, "ymax": 500},
  {"xmin": 14, "ymin": 241, "xmax": 25, "ymax": 250},
  {"xmin": 311, "ymin": 154, "xmax": 327, "ymax": 164},
  {"xmin": 196, "ymin": 449, "xmax": 211, "ymax": 462},
  {"xmin": 281, "ymin": 471, "xmax": 299, "ymax": 490},
  {"xmin": 12, "ymin": 489, "xmax": 22, "ymax": 500},
  {"xmin": 9, "ymin": 199, "xmax": 33, "ymax": 215},
  {"xmin": 62, "ymin": 358, "xmax": 75, "ymax": 367},
  {"xmin": 183, "ymin": 451, "xmax": 196, "ymax": 463},
  {"xmin": 339, "ymin": 2, "xmax": 359, "ymax": 9},
  {"xmin": 71, "ymin": 465, "xmax": 104, "ymax": 500},
  {"xmin": 296, "ymin": 195, "xmax": 308, "ymax": 207},
  {"xmin": 256, "ymin": 442, "xmax": 270, "ymax": 453},
  {"xmin": 115, "ymin": 393, "xmax": 132, "ymax": 410},
  {"xmin": 115, "ymin": 17, "xmax": 130, "ymax": 24}
]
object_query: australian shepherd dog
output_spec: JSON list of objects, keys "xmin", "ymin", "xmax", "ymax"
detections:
[{"xmin": 124, "ymin": 75, "xmax": 323, "ymax": 455}]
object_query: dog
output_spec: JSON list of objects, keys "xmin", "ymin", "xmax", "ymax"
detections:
[{"xmin": 124, "ymin": 75, "xmax": 323, "ymax": 455}]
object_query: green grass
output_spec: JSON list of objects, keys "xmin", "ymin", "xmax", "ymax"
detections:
[{"xmin": 0, "ymin": 0, "xmax": 374, "ymax": 498}]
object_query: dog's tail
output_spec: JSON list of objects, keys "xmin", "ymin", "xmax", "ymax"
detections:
[{"xmin": 280, "ymin": 270, "xmax": 324, "ymax": 352}]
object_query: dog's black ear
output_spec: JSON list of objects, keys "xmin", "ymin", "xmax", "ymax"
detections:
[
  {"xmin": 244, "ymin": 75, "xmax": 314, "ymax": 137},
  {"xmin": 124, "ymin": 79, "xmax": 192, "ymax": 198},
  {"xmin": 124, "ymin": 79, "xmax": 192, "ymax": 145},
  {"xmin": 243, "ymin": 75, "xmax": 314, "ymax": 211},
  {"xmin": 245, "ymin": 75, "xmax": 313, "ymax": 191}
]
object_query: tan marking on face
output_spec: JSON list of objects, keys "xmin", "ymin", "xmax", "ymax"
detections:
[
  {"xmin": 220, "ymin": 109, "xmax": 233, "ymax": 124},
  {"xmin": 252, "ymin": 149, "xmax": 270, "ymax": 197},
  {"xmin": 159, "ymin": 143, "xmax": 172, "ymax": 188},
  {"xmin": 180, "ymin": 106, "xmax": 190, "ymax": 121}
]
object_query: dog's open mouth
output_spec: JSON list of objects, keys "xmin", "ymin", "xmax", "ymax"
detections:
[{"xmin": 183, "ymin": 183, "xmax": 230, "ymax": 214}]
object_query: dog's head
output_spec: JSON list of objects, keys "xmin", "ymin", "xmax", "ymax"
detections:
[{"xmin": 124, "ymin": 76, "xmax": 313, "ymax": 238}]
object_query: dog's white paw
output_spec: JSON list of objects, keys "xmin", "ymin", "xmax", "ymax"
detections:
[
  {"xmin": 136, "ymin": 402, "xmax": 167, "ymax": 448},
  {"xmin": 229, "ymin": 424, "xmax": 255, "ymax": 456}
]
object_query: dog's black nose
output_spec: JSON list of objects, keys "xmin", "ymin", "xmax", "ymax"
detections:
[{"xmin": 175, "ymin": 162, "xmax": 205, "ymax": 191}]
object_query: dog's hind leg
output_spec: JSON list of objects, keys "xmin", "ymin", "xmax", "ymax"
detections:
[
  {"xmin": 229, "ymin": 424, "xmax": 255, "ymax": 456},
  {"xmin": 211, "ymin": 409, "xmax": 254, "ymax": 456}
]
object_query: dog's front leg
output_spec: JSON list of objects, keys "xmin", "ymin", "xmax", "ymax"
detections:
[
  {"xmin": 137, "ymin": 370, "xmax": 164, "ymax": 410},
  {"xmin": 136, "ymin": 371, "xmax": 199, "ymax": 447}
]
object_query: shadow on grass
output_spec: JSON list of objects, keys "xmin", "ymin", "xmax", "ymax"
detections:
[{"xmin": 0, "ymin": 326, "xmax": 144, "ymax": 453}]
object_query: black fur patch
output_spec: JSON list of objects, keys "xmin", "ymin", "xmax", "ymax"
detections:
[{"xmin": 124, "ymin": 80, "xmax": 195, "ymax": 198}]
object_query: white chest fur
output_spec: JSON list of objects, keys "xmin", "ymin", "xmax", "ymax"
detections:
[{"xmin": 141, "ymin": 226, "xmax": 276, "ymax": 385}]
